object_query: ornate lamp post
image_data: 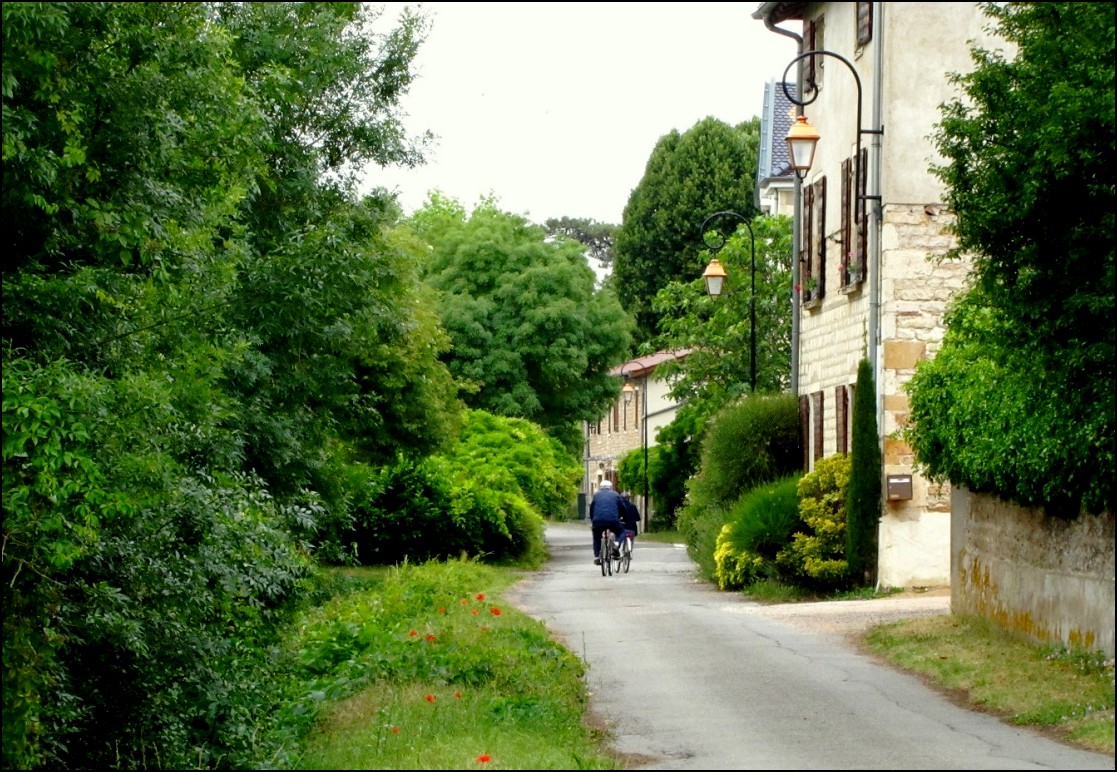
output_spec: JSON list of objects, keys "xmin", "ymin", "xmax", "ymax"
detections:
[{"xmin": 699, "ymin": 210, "xmax": 757, "ymax": 392}]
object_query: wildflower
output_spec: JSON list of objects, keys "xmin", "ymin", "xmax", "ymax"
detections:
[
  {"xmin": 390, "ymin": 726, "xmax": 399, "ymax": 734},
  {"xmin": 490, "ymin": 607, "xmax": 501, "ymax": 616},
  {"xmin": 426, "ymin": 633, "xmax": 436, "ymax": 643},
  {"xmin": 475, "ymin": 593, "xmax": 486, "ymax": 602},
  {"xmin": 438, "ymin": 607, "xmax": 446, "ymax": 614},
  {"xmin": 460, "ymin": 599, "xmax": 469, "ymax": 606},
  {"xmin": 471, "ymin": 609, "xmax": 479, "ymax": 615},
  {"xmin": 454, "ymin": 691, "xmax": 463, "ymax": 699},
  {"xmin": 425, "ymin": 694, "xmax": 436, "ymax": 703},
  {"xmin": 481, "ymin": 625, "xmax": 489, "ymax": 632},
  {"xmin": 408, "ymin": 629, "xmax": 418, "ymax": 637},
  {"xmin": 476, "ymin": 754, "xmax": 492, "ymax": 763}
]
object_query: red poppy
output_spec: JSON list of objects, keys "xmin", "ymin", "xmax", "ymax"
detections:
[
  {"xmin": 490, "ymin": 607, "xmax": 501, "ymax": 616},
  {"xmin": 425, "ymin": 694, "xmax": 435, "ymax": 703},
  {"xmin": 454, "ymin": 691, "xmax": 463, "ymax": 699},
  {"xmin": 471, "ymin": 609, "xmax": 478, "ymax": 615},
  {"xmin": 438, "ymin": 607, "xmax": 446, "ymax": 614},
  {"xmin": 408, "ymin": 629, "xmax": 418, "ymax": 637},
  {"xmin": 390, "ymin": 726, "xmax": 399, "ymax": 734},
  {"xmin": 460, "ymin": 599, "xmax": 468, "ymax": 606},
  {"xmin": 476, "ymin": 754, "xmax": 491, "ymax": 763},
  {"xmin": 475, "ymin": 593, "xmax": 486, "ymax": 602},
  {"xmin": 426, "ymin": 633, "xmax": 436, "ymax": 643}
]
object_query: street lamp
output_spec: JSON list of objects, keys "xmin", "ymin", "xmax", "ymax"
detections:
[
  {"xmin": 619, "ymin": 359, "xmax": 649, "ymax": 533},
  {"xmin": 781, "ymin": 49, "xmax": 883, "ymax": 200},
  {"xmin": 699, "ymin": 210, "xmax": 757, "ymax": 393}
]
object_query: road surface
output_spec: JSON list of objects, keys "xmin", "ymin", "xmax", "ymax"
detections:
[{"xmin": 507, "ymin": 522, "xmax": 1114, "ymax": 770}]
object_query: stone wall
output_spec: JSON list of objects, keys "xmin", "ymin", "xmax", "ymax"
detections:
[
  {"xmin": 952, "ymin": 488, "xmax": 1115, "ymax": 657},
  {"xmin": 876, "ymin": 204, "xmax": 972, "ymax": 587}
]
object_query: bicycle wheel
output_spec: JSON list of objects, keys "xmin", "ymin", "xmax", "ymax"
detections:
[
  {"xmin": 600, "ymin": 530, "xmax": 611, "ymax": 576},
  {"xmin": 611, "ymin": 533, "xmax": 623, "ymax": 575},
  {"xmin": 620, "ymin": 536, "xmax": 632, "ymax": 573}
]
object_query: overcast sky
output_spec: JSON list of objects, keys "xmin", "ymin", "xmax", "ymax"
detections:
[{"xmin": 363, "ymin": 3, "xmax": 800, "ymax": 226}]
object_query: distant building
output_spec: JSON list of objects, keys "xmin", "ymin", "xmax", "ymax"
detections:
[{"xmin": 583, "ymin": 349, "xmax": 690, "ymax": 530}]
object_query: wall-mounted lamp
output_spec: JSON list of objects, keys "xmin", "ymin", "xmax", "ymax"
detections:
[
  {"xmin": 698, "ymin": 211, "xmax": 757, "ymax": 392},
  {"xmin": 781, "ymin": 49, "xmax": 882, "ymax": 202},
  {"xmin": 622, "ymin": 380, "xmax": 636, "ymax": 405}
]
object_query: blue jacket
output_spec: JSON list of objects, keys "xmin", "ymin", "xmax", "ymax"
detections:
[{"xmin": 589, "ymin": 488, "xmax": 623, "ymax": 524}]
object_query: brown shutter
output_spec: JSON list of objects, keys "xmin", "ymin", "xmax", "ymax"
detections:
[
  {"xmin": 835, "ymin": 385, "xmax": 849, "ymax": 454},
  {"xmin": 812, "ymin": 390, "xmax": 825, "ymax": 464},
  {"xmin": 857, "ymin": 3, "xmax": 873, "ymax": 48},
  {"xmin": 814, "ymin": 177, "xmax": 827, "ymax": 298},
  {"xmin": 799, "ymin": 394, "xmax": 811, "ymax": 472},
  {"xmin": 841, "ymin": 156, "xmax": 852, "ymax": 286},
  {"xmin": 857, "ymin": 146, "xmax": 868, "ymax": 280}
]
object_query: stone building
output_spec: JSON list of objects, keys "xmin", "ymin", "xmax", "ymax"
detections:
[
  {"xmin": 754, "ymin": 2, "xmax": 1004, "ymax": 587},
  {"xmin": 583, "ymin": 350, "xmax": 689, "ymax": 531}
]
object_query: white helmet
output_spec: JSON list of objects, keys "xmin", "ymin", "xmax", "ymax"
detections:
[{"xmin": 599, "ymin": 479, "xmax": 613, "ymax": 490}]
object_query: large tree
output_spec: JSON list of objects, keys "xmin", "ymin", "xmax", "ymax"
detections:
[
  {"xmin": 544, "ymin": 216, "xmax": 616, "ymax": 272},
  {"xmin": 906, "ymin": 1, "xmax": 1114, "ymax": 517},
  {"xmin": 2, "ymin": 3, "xmax": 455, "ymax": 768},
  {"xmin": 613, "ymin": 116, "xmax": 761, "ymax": 344},
  {"xmin": 411, "ymin": 195, "xmax": 633, "ymax": 455}
]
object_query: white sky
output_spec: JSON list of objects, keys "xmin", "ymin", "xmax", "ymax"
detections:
[{"xmin": 363, "ymin": 2, "xmax": 800, "ymax": 226}]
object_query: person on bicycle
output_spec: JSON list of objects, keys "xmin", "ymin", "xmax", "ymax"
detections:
[
  {"xmin": 619, "ymin": 491, "xmax": 640, "ymax": 545},
  {"xmin": 588, "ymin": 479, "xmax": 624, "ymax": 566}
]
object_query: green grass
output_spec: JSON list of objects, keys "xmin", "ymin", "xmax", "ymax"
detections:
[
  {"xmin": 862, "ymin": 614, "xmax": 1115, "ymax": 755},
  {"xmin": 283, "ymin": 559, "xmax": 621, "ymax": 770},
  {"xmin": 278, "ymin": 539, "xmax": 1114, "ymax": 768}
]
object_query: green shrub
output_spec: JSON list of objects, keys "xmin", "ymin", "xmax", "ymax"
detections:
[
  {"xmin": 777, "ymin": 454, "xmax": 853, "ymax": 591},
  {"xmin": 678, "ymin": 393, "xmax": 801, "ymax": 577},
  {"xmin": 713, "ymin": 475, "xmax": 801, "ymax": 590}
]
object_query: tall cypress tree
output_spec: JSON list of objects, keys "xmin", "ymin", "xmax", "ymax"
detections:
[{"xmin": 846, "ymin": 358, "xmax": 882, "ymax": 586}]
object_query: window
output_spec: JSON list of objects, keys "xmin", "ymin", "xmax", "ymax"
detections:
[
  {"xmin": 857, "ymin": 2, "xmax": 873, "ymax": 48},
  {"xmin": 840, "ymin": 149, "xmax": 867, "ymax": 288},
  {"xmin": 801, "ymin": 177, "xmax": 827, "ymax": 304}
]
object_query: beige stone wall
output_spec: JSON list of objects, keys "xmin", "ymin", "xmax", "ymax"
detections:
[
  {"xmin": 952, "ymin": 489, "xmax": 1115, "ymax": 657},
  {"xmin": 876, "ymin": 204, "xmax": 973, "ymax": 587}
]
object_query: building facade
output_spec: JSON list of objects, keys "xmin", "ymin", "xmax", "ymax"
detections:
[{"xmin": 754, "ymin": 2, "xmax": 1004, "ymax": 587}]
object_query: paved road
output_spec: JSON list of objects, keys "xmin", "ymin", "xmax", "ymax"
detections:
[{"xmin": 507, "ymin": 522, "xmax": 1114, "ymax": 770}]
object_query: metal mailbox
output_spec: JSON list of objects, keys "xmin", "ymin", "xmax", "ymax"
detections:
[{"xmin": 886, "ymin": 474, "xmax": 913, "ymax": 501}]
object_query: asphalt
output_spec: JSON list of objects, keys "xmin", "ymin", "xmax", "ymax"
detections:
[{"xmin": 506, "ymin": 521, "xmax": 1115, "ymax": 770}]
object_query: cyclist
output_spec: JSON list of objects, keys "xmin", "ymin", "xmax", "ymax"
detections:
[
  {"xmin": 588, "ymin": 479, "xmax": 624, "ymax": 566},
  {"xmin": 619, "ymin": 491, "xmax": 640, "ymax": 547}
]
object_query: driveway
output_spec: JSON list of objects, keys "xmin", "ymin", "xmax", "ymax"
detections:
[{"xmin": 507, "ymin": 521, "xmax": 1114, "ymax": 770}]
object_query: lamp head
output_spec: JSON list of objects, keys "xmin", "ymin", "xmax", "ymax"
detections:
[
  {"xmin": 786, "ymin": 114, "xmax": 821, "ymax": 181},
  {"xmin": 703, "ymin": 257, "xmax": 728, "ymax": 298}
]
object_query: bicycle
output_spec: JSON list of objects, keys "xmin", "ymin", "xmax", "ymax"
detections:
[
  {"xmin": 615, "ymin": 530, "xmax": 633, "ymax": 574},
  {"xmin": 599, "ymin": 528, "xmax": 615, "ymax": 576}
]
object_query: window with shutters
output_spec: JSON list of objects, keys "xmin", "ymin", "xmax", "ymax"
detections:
[
  {"xmin": 840, "ymin": 149, "xmax": 867, "ymax": 289},
  {"xmin": 801, "ymin": 176, "xmax": 826, "ymax": 306}
]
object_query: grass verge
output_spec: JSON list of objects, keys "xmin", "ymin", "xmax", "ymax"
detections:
[
  {"xmin": 861, "ymin": 613, "xmax": 1115, "ymax": 755},
  {"xmin": 284, "ymin": 559, "xmax": 620, "ymax": 770}
]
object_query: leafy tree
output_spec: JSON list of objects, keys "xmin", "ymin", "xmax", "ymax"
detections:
[
  {"xmin": 410, "ymin": 195, "xmax": 633, "ymax": 455},
  {"xmin": 651, "ymin": 214, "xmax": 794, "ymax": 410},
  {"xmin": 906, "ymin": 1, "xmax": 1115, "ymax": 516},
  {"xmin": 846, "ymin": 359, "xmax": 881, "ymax": 586},
  {"xmin": 2, "ymin": 3, "xmax": 452, "ymax": 767},
  {"xmin": 544, "ymin": 216, "xmax": 617, "ymax": 271},
  {"xmin": 613, "ymin": 116, "xmax": 761, "ymax": 343}
]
